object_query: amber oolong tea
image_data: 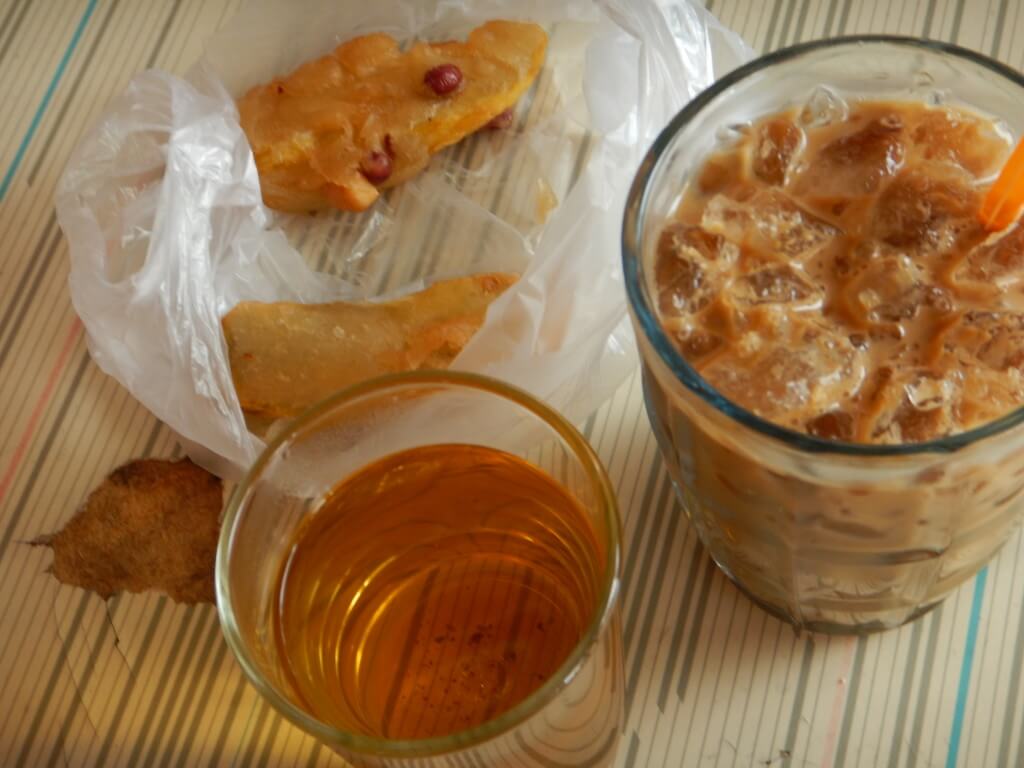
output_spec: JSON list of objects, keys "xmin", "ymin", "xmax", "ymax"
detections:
[{"xmin": 272, "ymin": 443, "xmax": 604, "ymax": 740}]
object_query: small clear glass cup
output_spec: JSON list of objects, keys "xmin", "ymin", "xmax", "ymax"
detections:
[
  {"xmin": 623, "ymin": 36, "xmax": 1024, "ymax": 633},
  {"xmin": 216, "ymin": 370, "xmax": 623, "ymax": 766}
]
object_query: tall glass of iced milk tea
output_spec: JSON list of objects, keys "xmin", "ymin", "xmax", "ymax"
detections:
[{"xmin": 624, "ymin": 37, "xmax": 1024, "ymax": 633}]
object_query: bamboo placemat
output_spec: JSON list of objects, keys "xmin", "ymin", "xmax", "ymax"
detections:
[{"xmin": 3, "ymin": 1, "xmax": 1024, "ymax": 765}]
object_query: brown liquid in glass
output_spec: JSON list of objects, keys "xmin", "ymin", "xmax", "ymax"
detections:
[
  {"xmin": 656, "ymin": 99, "xmax": 1022, "ymax": 443},
  {"xmin": 272, "ymin": 443, "xmax": 603, "ymax": 740}
]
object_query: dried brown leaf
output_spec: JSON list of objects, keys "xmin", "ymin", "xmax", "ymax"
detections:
[{"xmin": 35, "ymin": 458, "xmax": 223, "ymax": 604}]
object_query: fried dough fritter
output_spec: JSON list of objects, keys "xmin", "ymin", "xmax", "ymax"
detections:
[
  {"xmin": 238, "ymin": 21, "xmax": 548, "ymax": 212},
  {"xmin": 222, "ymin": 272, "xmax": 518, "ymax": 419}
]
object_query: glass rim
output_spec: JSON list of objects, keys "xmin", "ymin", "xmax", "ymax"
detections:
[
  {"xmin": 215, "ymin": 369, "xmax": 622, "ymax": 758},
  {"xmin": 622, "ymin": 34, "xmax": 1024, "ymax": 458}
]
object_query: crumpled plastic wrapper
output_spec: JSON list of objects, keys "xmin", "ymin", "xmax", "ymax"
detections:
[{"xmin": 56, "ymin": 0, "xmax": 752, "ymax": 478}]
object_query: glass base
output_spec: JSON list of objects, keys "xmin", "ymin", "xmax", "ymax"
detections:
[
  {"xmin": 710, "ymin": 552, "xmax": 944, "ymax": 635},
  {"xmin": 638, "ymin": 369, "xmax": 985, "ymax": 636}
]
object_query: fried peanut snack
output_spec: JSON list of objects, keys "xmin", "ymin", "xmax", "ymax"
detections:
[
  {"xmin": 223, "ymin": 272, "xmax": 518, "ymax": 419},
  {"xmin": 237, "ymin": 21, "xmax": 548, "ymax": 213}
]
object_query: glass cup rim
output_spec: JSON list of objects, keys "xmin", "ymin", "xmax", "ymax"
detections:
[
  {"xmin": 622, "ymin": 34, "xmax": 1024, "ymax": 458},
  {"xmin": 215, "ymin": 369, "xmax": 622, "ymax": 758}
]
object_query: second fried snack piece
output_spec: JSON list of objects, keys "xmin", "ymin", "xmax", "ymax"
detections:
[
  {"xmin": 238, "ymin": 21, "xmax": 548, "ymax": 213},
  {"xmin": 223, "ymin": 273, "xmax": 517, "ymax": 419}
]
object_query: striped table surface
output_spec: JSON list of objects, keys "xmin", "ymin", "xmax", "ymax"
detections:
[{"xmin": 2, "ymin": 0, "xmax": 1024, "ymax": 766}]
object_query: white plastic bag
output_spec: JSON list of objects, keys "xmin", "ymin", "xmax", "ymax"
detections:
[{"xmin": 56, "ymin": 0, "xmax": 752, "ymax": 478}]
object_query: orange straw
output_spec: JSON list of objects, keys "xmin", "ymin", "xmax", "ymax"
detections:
[{"xmin": 980, "ymin": 137, "xmax": 1024, "ymax": 231}]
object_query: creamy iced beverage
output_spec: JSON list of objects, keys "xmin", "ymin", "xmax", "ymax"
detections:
[
  {"xmin": 656, "ymin": 99, "xmax": 1019, "ymax": 443},
  {"xmin": 624, "ymin": 38, "xmax": 1024, "ymax": 633}
]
